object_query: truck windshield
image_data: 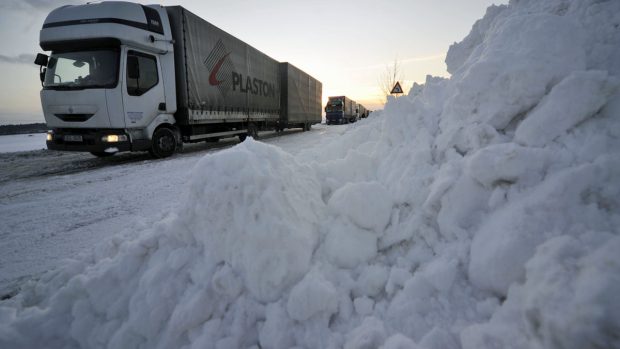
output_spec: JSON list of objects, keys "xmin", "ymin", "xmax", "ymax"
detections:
[
  {"xmin": 326, "ymin": 101, "xmax": 343, "ymax": 112},
  {"xmin": 44, "ymin": 49, "xmax": 119, "ymax": 90}
]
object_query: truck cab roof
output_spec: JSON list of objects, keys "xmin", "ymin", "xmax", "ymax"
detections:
[{"xmin": 40, "ymin": 1, "xmax": 172, "ymax": 53}]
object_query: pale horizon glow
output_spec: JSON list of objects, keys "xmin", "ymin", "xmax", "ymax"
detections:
[{"xmin": 0, "ymin": 0, "xmax": 507, "ymax": 124}]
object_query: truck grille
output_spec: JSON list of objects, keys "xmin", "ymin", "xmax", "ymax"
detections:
[{"xmin": 54, "ymin": 114, "xmax": 94, "ymax": 122}]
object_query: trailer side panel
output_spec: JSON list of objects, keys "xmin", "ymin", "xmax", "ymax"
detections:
[
  {"xmin": 279, "ymin": 62, "xmax": 322, "ymax": 126},
  {"xmin": 166, "ymin": 6, "xmax": 280, "ymax": 125}
]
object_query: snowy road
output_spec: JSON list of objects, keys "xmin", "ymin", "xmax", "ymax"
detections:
[
  {"xmin": 0, "ymin": 124, "xmax": 343, "ymax": 295},
  {"xmin": 0, "ymin": 133, "xmax": 47, "ymax": 153}
]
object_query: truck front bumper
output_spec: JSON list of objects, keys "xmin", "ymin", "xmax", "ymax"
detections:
[
  {"xmin": 326, "ymin": 114, "xmax": 346, "ymax": 124},
  {"xmin": 46, "ymin": 129, "xmax": 148, "ymax": 153}
]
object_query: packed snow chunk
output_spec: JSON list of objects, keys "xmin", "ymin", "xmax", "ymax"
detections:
[
  {"xmin": 443, "ymin": 12, "xmax": 587, "ymax": 132},
  {"xmin": 465, "ymin": 143, "xmax": 551, "ymax": 188},
  {"xmin": 182, "ymin": 139, "xmax": 325, "ymax": 302},
  {"xmin": 324, "ymin": 218, "xmax": 378, "ymax": 269},
  {"xmin": 515, "ymin": 70, "xmax": 619, "ymax": 147},
  {"xmin": 385, "ymin": 267, "xmax": 412, "ymax": 297},
  {"xmin": 353, "ymin": 264, "xmax": 389, "ymax": 298},
  {"xmin": 521, "ymin": 234, "xmax": 620, "ymax": 349},
  {"xmin": 445, "ymin": 4, "xmax": 507, "ymax": 75},
  {"xmin": 354, "ymin": 297, "xmax": 374, "ymax": 316},
  {"xmin": 436, "ymin": 172, "xmax": 489, "ymax": 240},
  {"xmin": 327, "ymin": 181, "xmax": 393, "ymax": 233},
  {"xmin": 421, "ymin": 255, "xmax": 459, "ymax": 293},
  {"xmin": 344, "ymin": 317, "xmax": 387, "ymax": 349},
  {"xmin": 469, "ymin": 156, "xmax": 620, "ymax": 296},
  {"xmin": 386, "ymin": 272, "xmax": 437, "ymax": 339},
  {"xmin": 259, "ymin": 303, "xmax": 295, "ymax": 349},
  {"xmin": 286, "ymin": 270, "xmax": 338, "ymax": 322},
  {"xmin": 380, "ymin": 334, "xmax": 422, "ymax": 349},
  {"xmin": 420, "ymin": 326, "xmax": 460, "ymax": 349},
  {"xmin": 211, "ymin": 264, "xmax": 243, "ymax": 299}
]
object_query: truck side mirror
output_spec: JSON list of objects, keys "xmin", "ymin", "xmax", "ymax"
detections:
[
  {"xmin": 34, "ymin": 53, "xmax": 48, "ymax": 67},
  {"xmin": 127, "ymin": 56, "xmax": 140, "ymax": 80},
  {"xmin": 34, "ymin": 53, "xmax": 48, "ymax": 66},
  {"xmin": 35, "ymin": 53, "xmax": 49, "ymax": 86}
]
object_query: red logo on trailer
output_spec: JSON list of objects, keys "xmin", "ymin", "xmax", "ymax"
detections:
[
  {"xmin": 204, "ymin": 39, "xmax": 235, "ymax": 96},
  {"xmin": 209, "ymin": 53, "xmax": 231, "ymax": 85}
]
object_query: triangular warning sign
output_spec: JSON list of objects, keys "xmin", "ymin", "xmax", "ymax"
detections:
[{"xmin": 390, "ymin": 81, "xmax": 403, "ymax": 94}]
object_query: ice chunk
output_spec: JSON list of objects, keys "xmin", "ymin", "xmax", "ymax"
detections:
[
  {"xmin": 327, "ymin": 181, "xmax": 392, "ymax": 233},
  {"xmin": 466, "ymin": 143, "xmax": 550, "ymax": 188},
  {"xmin": 325, "ymin": 219, "xmax": 377, "ymax": 269},
  {"xmin": 515, "ymin": 70, "xmax": 619, "ymax": 147},
  {"xmin": 286, "ymin": 270, "xmax": 338, "ymax": 322},
  {"xmin": 344, "ymin": 317, "xmax": 387, "ymax": 349},
  {"xmin": 380, "ymin": 334, "xmax": 422, "ymax": 349},
  {"xmin": 354, "ymin": 297, "xmax": 374, "ymax": 316}
]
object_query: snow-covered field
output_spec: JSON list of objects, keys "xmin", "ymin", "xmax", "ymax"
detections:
[
  {"xmin": 0, "ymin": 133, "xmax": 46, "ymax": 153},
  {"xmin": 1, "ymin": 0, "xmax": 619, "ymax": 348}
]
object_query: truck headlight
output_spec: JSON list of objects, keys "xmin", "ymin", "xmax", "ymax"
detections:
[
  {"xmin": 101, "ymin": 134, "xmax": 128, "ymax": 142},
  {"xmin": 46, "ymin": 131, "xmax": 53, "ymax": 141}
]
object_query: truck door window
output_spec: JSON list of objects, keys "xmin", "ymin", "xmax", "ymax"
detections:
[{"xmin": 126, "ymin": 51, "xmax": 158, "ymax": 96}]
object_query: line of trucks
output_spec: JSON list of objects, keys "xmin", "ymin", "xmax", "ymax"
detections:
[
  {"xmin": 34, "ymin": 2, "xmax": 324, "ymax": 158},
  {"xmin": 34, "ymin": 2, "xmax": 373, "ymax": 158},
  {"xmin": 325, "ymin": 96, "xmax": 370, "ymax": 125}
]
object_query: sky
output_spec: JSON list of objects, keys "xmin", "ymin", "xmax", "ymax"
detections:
[{"xmin": 0, "ymin": 0, "xmax": 506, "ymax": 125}]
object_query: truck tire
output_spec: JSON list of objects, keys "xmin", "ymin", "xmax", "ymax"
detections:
[
  {"xmin": 149, "ymin": 127, "xmax": 177, "ymax": 158},
  {"xmin": 248, "ymin": 123, "xmax": 259, "ymax": 140},
  {"xmin": 90, "ymin": 151, "xmax": 114, "ymax": 158},
  {"xmin": 238, "ymin": 134, "xmax": 247, "ymax": 142}
]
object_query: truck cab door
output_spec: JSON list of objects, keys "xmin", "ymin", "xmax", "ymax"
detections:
[{"xmin": 121, "ymin": 48, "xmax": 165, "ymax": 130}]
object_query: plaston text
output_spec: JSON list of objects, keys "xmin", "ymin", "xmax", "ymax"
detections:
[{"xmin": 232, "ymin": 72, "xmax": 276, "ymax": 98}]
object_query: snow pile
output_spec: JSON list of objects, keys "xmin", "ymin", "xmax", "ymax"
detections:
[{"xmin": 2, "ymin": 0, "xmax": 620, "ymax": 348}]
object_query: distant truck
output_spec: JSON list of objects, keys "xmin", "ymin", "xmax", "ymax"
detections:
[
  {"xmin": 325, "ymin": 96, "xmax": 358, "ymax": 124},
  {"xmin": 358, "ymin": 104, "xmax": 369, "ymax": 119},
  {"xmin": 34, "ymin": 2, "xmax": 322, "ymax": 157}
]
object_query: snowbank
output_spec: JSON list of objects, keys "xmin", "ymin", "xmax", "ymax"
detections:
[{"xmin": 2, "ymin": 0, "xmax": 619, "ymax": 348}]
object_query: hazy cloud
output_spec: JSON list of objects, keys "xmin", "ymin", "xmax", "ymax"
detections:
[
  {"xmin": 0, "ymin": 54, "xmax": 36, "ymax": 65},
  {"xmin": 346, "ymin": 53, "xmax": 446, "ymax": 72}
]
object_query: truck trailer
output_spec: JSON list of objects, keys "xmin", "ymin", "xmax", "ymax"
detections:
[
  {"xmin": 325, "ymin": 96, "xmax": 358, "ymax": 124},
  {"xmin": 358, "ymin": 104, "xmax": 368, "ymax": 119},
  {"xmin": 34, "ymin": 2, "xmax": 322, "ymax": 157}
]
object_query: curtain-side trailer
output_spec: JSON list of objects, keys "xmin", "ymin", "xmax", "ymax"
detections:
[
  {"xmin": 34, "ymin": 2, "xmax": 322, "ymax": 158},
  {"xmin": 279, "ymin": 62, "xmax": 322, "ymax": 131}
]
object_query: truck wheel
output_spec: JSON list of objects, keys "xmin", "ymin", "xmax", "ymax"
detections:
[
  {"xmin": 149, "ymin": 127, "xmax": 177, "ymax": 158},
  {"xmin": 238, "ymin": 133, "xmax": 247, "ymax": 142},
  {"xmin": 248, "ymin": 123, "xmax": 259, "ymax": 140},
  {"xmin": 90, "ymin": 151, "xmax": 114, "ymax": 158}
]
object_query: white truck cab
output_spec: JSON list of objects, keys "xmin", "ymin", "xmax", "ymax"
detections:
[{"xmin": 36, "ymin": 2, "xmax": 178, "ymax": 157}]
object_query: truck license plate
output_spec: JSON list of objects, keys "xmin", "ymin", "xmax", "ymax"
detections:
[{"xmin": 64, "ymin": 135, "xmax": 83, "ymax": 142}]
